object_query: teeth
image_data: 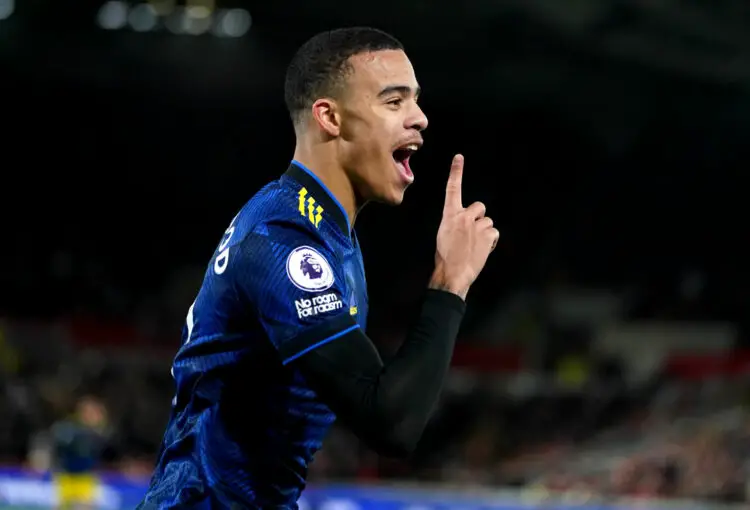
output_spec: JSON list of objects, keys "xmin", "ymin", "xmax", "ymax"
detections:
[{"xmin": 404, "ymin": 144, "xmax": 418, "ymax": 151}]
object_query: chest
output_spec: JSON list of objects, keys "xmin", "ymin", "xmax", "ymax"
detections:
[{"xmin": 340, "ymin": 240, "xmax": 368, "ymax": 330}]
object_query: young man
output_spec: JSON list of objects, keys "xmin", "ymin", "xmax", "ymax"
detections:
[{"xmin": 140, "ymin": 27, "xmax": 499, "ymax": 509}]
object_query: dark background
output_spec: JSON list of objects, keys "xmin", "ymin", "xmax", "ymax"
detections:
[
  {"xmin": 4, "ymin": 0, "xmax": 749, "ymax": 338},
  {"xmin": 2, "ymin": 0, "xmax": 750, "ymax": 503}
]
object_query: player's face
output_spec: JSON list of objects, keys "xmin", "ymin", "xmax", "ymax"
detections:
[
  {"xmin": 338, "ymin": 50, "xmax": 428, "ymax": 205},
  {"xmin": 78, "ymin": 398, "xmax": 107, "ymax": 428}
]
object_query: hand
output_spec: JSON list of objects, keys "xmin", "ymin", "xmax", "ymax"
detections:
[{"xmin": 429, "ymin": 154, "xmax": 500, "ymax": 300}]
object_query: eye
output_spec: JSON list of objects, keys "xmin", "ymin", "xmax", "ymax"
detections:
[{"xmin": 387, "ymin": 98, "xmax": 403, "ymax": 108}]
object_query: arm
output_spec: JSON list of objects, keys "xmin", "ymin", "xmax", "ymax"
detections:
[
  {"xmin": 294, "ymin": 154, "xmax": 499, "ymax": 457},
  {"xmin": 234, "ymin": 155, "xmax": 498, "ymax": 458},
  {"xmin": 292, "ymin": 288, "xmax": 465, "ymax": 457},
  {"xmin": 231, "ymin": 223, "xmax": 464, "ymax": 457}
]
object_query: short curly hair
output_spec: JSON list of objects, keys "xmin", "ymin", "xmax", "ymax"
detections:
[{"xmin": 284, "ymin": 27, "xmax": 404, "ymax": 127}]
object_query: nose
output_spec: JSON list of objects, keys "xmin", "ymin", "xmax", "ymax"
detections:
[{"xmin": 408, "ymin": 103, "xmax": 428, "ymax": 132}]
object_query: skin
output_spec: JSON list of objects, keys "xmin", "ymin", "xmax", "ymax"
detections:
[
  {"xmin": 292, "ymin": 49, "xmax": 427, "ymax": 224},
  {"xmin": 77, "ymin": 396, "xmax": 107, "ymax": 429},
  {"xmin": 292, "ymin": 48, "xmax": 499, "ymax": 299}
]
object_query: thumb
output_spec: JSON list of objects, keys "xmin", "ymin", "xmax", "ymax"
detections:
[{"xmin": 444, "ymin": 154, "xmax": 464, "ymax": 213}]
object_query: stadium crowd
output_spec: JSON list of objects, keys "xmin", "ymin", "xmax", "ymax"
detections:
[
  {"xmin": 0, "ymin": 311, "xmax": 748, "ymax": 505},
  {"xmin": 1, "ymin": 224, "xmax": 747, "ymax": 506}
]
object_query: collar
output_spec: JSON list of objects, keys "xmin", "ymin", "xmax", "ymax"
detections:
[{"xmin": 283, "ymin": 160, "xmax": 352, "ymax": 236}]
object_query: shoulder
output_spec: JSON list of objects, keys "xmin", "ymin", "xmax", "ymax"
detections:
[
  {"xmin": 231, "ymin": 179, "xmax": 344, "ymax": 255},
  {"xmin": 209, "ymin": 181, "xmax": 343, "ymax": 284}
]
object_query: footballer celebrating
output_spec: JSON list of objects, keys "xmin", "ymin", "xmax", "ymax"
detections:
[{"xmin": 140, "ymin": 27, "xmax": 500, "ymax": 509}]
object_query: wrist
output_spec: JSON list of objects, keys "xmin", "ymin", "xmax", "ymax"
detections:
[{"xmin": 428, "ymin": 265, "xmax": 468, "ymax": 300}]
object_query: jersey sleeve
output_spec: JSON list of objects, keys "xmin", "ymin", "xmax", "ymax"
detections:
[{"xmin": 230, "ymin": 220, "xmax": 359, "ymax": 364}]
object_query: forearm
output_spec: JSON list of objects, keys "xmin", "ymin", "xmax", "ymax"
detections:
[
  {"xmin": 294, "ymin": 289, "xmax": 466, "ymax": 457},
  {"xmin": 369, "ymin": 289, "xmax": 464, "ymax": 450}
]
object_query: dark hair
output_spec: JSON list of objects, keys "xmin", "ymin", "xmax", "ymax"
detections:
[{"xmin": 284, "ymin": 27, "xmax": 404, "ymax": 126}]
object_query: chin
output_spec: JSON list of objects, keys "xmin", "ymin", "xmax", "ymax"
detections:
[
  {"xmin": 384, "ymin": 195, "xmax": 405, "ymax": 206},
  {"xmin": 377, "ymin": 185, "xmax": 408, "ymax": 206}
]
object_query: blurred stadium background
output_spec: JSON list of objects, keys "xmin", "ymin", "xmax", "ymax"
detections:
[{"xmin": 3, "ymin": 0, "xmax": 750, "ymax": 508}]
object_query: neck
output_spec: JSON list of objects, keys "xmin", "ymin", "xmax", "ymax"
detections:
[{"xmin": 292, "ymin": 138, "xmax": 361, "ymax": 229}]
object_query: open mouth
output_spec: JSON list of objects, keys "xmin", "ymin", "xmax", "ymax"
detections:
[{"xmin": 392, "ymin": 143, "xmax": 420, "ymax": 183}]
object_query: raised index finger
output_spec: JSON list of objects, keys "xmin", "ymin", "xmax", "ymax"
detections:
[{"xmin": 444, "ymin": 154, "xmax": 464, "ymax": 213}]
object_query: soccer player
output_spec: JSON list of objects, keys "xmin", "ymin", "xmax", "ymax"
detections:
[
  {"xmin": 50, "ymin": 395, "xmax": 109, "ymax": 510},
  {"xmin": 140, "ymin": 27, "xmax": 500, "ymax": 509}
]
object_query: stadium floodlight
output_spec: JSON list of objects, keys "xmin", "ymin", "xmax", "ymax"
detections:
[{"xmin": 0, "ymin": 0, "xmax": 15, "ymax": 21}]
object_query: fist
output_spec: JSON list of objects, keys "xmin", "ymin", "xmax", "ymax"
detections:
[{"xmin": 431, "ymin": 155, "xmax": 500, "ymax": 299}]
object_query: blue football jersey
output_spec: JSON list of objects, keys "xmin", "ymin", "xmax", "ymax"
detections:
[{"xmin": 142, "ymin": 161, "xmax": 368, "ymax": 509}]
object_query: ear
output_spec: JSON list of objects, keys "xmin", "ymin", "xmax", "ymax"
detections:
[{"xmin": 311, "ymin": 98, "xmax": 341, "ymax": 137}]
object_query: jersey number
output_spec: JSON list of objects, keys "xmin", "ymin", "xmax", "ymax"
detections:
[
  {"xmin": 214, "ymin": 213, "xmax": 239, "ymax": 275},
  {"xmin": 171, "ymin": 300, "xmax": 195, "ymax": 406},
  {"xmin": 174, "ymin": 213, "xmax": 237, "ymax": 405},
  {"xmin": 185, "ymin": 302, "xmax": 195, "ymax": 344}
]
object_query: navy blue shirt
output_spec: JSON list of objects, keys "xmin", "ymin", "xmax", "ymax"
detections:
[
  {"xmin": 51, "ymin": 420, "xmax": 104, "ymax": 474},
  {"xmin": 142, "ymin": 161, "xmax": 368, "ymax": 509}
]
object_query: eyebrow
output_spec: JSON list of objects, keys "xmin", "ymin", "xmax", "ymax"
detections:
[{"xmin": 377, "ymin": 85, "xmax": 421, "ymax": 99}]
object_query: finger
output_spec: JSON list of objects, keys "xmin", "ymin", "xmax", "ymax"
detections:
[
  {"xmin": 489, "ymin": 229, "xmax": 500, "ymax": 251},
  {"xmin": 476, "ymin": 216, "xmax": 493, "ymax": 229},
  {"xmin": 465, "ymin": 201, "xmax": 486, "ymax": 220},
  {"xmin": 443, "ymin": 154, "xmax": 464, "ymax": 214}
]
